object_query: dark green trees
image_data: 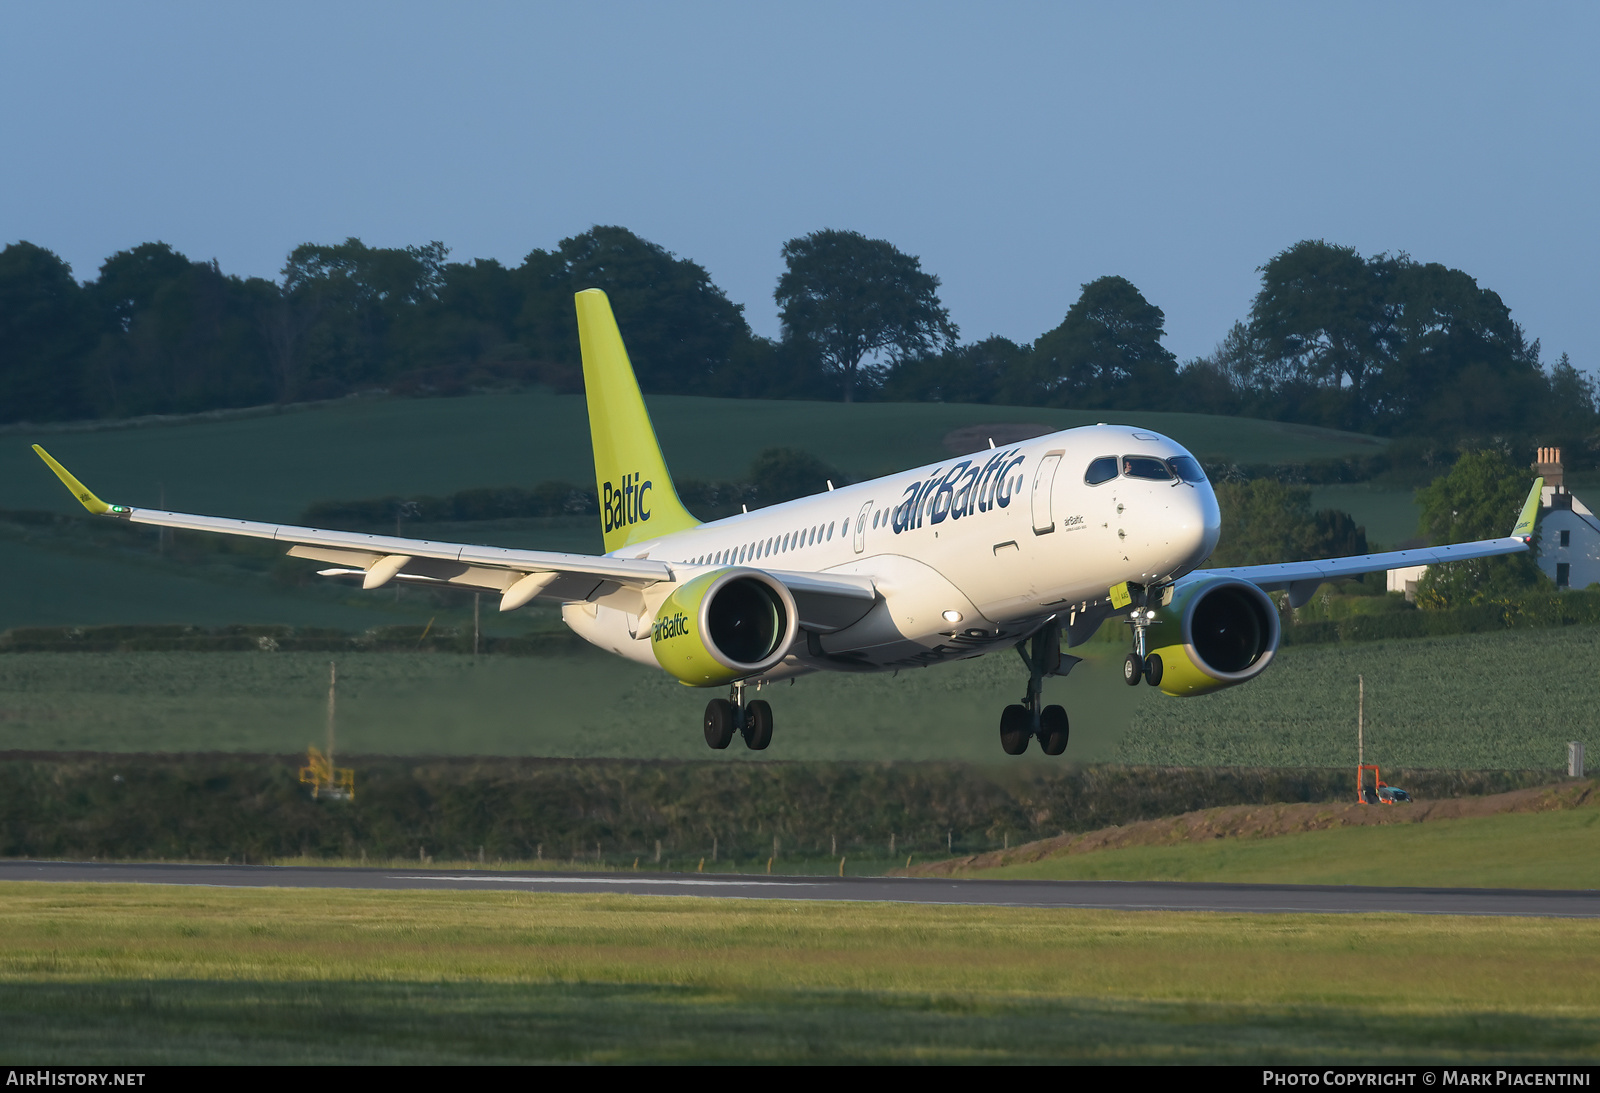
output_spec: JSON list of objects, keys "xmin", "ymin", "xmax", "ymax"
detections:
[
  {"xmin": 0, "ymin": 227, "xmax": 1589, "ymax": 448},
  {"xmin": 518, "ymin": 226, "xmax": 751, "ymax": 395},
  {"xmin": 775, "ymin": 229, "xmax": 957, "ymax": 402},
  {"xmin": 87, "ymin": 242, "xmax": 280, "ymax": 415},
  {"xmin": 280, "ymin": 238, "xmax": 449, "ymax": 398},
  {"xmin": 1029, "ymin": 275, "xmax": 1179, "ymax": 408},
  {"xmin": 0, "ymin": 242, "xmax": 94, "ymax": 421},
  {"xmin": 1247, "ymin": 240, "xmax": 1550, "ymax": 437}
]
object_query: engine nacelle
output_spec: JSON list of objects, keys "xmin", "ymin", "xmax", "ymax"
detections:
[
  {"xmin": 650, "ymin": 568, "xmax": 798, "ymax": 687},
  {"xmin": 1146, "ymin": 575, "xmax": 1281, "ymax": 697}
]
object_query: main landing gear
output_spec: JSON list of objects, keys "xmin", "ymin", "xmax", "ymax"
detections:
[
  {"xmin": 999, "ymin": 624, "xmax": 1072, "ymax": 756},
  {"xmin": 1121, "ymin": 583, "xmax": 1166, "ymax": 688},
  {"xmin": 704, "ymin": 680, "xmax": 773, "ymax": 751}
]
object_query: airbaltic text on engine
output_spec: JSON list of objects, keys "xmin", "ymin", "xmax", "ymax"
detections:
[{"xmin": 652, "ymin": 612, "xmax": 691, "ymax": 643}]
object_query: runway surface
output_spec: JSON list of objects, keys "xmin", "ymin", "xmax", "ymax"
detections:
[{"xmin": 3, "ymin": 860, "xmax": 1597, "ymax": 917}]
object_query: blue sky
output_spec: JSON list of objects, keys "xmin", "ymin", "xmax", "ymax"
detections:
[{"xmin": 3, "ymin": 2, "xmax": 1596, "ymax": 371}]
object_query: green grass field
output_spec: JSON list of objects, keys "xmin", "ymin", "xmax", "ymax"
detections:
[
  {"xmin": 0, "ymin": 883, "xmax": 1594, "ymax": 1063},
  {"xmin": 949, "ymin": 806, "xmax": 1600, "ymax": 888}
]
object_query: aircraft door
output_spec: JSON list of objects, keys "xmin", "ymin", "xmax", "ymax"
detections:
[
  {"xmin": 853, "ymin": 501, "xmax": 874, "ymax": 554},
  {"xmin": 1031, "ymin": 451, "xmax": 1063, "ymax": 534}
]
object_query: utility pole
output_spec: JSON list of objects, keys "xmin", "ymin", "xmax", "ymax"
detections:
[
  {"xmin": 474, "ymin": 593, "xmax": 481, "ymax": 656},
  {"xmin": 1357, "ymin": 674, "xmax": 1364, "ymax": 798},
  {"xmin": 327, "ymin": 661, "xmax": 338, "ymax": 770}
]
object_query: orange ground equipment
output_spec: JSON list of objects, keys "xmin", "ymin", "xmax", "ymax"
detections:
[{"xmin": 1357, "ymin": 763, "xmax": 1395, "ymax": 805}]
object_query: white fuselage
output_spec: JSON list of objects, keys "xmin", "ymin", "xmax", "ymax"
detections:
[{"xmin": 563, "ymin": 424, "xmax": 1220, "ymax": 680}]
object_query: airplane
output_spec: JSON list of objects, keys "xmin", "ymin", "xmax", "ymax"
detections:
[{"xmin": 32, "ymin": 289, "xmax": 1544, "ymax": 756}]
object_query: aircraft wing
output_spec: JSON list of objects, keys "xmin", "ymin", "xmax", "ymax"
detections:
[
  {"xmin": 32, "ymin": 445, "xmax": 880, "ymax": 620},
  {"xmin": 1198, "ymin": 477, "xmax": 1543, "ymax": 608}
]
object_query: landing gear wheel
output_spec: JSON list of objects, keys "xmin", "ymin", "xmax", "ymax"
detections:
[
  {"xmin": 999, "ymin": 704, "xmax": 1031, "ymax": 755},
  {"xmin": 741, "ymin": 700, "xmax": 773, "ymax": 750},
  {"xmin": 703, "ymin": 699, "xmax": 736, "ymax": 750},
  {"xmin": 1038, "ymin": 705, "xmax": 1069, "ymax": 755},
  {"xmin": 1143, "ymin": 653, "xmax": 1164, "ymax": 687},
  {"xmin": 1123, "ymin": 652, "xmax": 1145, "ymax": 686}
]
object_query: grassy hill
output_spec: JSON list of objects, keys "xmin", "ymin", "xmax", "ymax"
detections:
[
  {"xmin": 0, "ymin": 391, "xmax": 1404, "ymax": 630},
  {"xmin": 5, "ymin": 391, "xmax": 1386, "ymax": 521},
  {"xmin": 907, "ymin": 780, "xmax": 1600, "ymax": 888},
  {"xmin": 955, "ymin": 797, "xmax": 1600, "ymax": 888}
]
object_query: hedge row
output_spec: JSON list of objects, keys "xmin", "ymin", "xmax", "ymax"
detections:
[
  {"xmin": 0, "ymin": 753, "xmax": 1560, "ymax": 865},
  {"xmin": 1283, "ymin": 589, "xmax": 1600, "ymax": 645}
]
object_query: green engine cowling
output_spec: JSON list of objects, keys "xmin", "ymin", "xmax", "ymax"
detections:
[
  {"xmin": 1144, "ymin": 575, "xmax": 1281, "ymax": 697},
  {"xmin": 650, "ymin": 568, "xmax": 799, "ymax": 687}
]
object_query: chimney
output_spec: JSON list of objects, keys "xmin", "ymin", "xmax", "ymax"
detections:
[{"xmin": 1536, "ymin": 447, "xmax": 1565, "ymax": 490}]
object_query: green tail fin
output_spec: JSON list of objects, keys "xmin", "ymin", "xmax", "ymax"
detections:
[{"xmin": 576, "ymin": 289, "xmax": 700, "ymax": 553}]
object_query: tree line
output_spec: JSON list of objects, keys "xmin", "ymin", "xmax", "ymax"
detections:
[{"xmin": 3, "ymin": 227, "xmax": 1593, "ymax": 450}]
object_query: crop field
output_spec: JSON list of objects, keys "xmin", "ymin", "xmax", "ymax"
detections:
[
  {"xmin": 1121, "ymin": 623, "xmax": 1600, "ymax": 771},
  {"xmin": 935, "ymin": 803, "xmax": 1600, "ymax": 889},
  {"xmin": 0, "ymin": 883, "xmax": 1594, "ymax": 1064},
  {"xmin": 1, "ymin": 620, "xmax": 1592, "ymax": 768},
  {"xmin": 0, "ymin": 646, "xmax": 1144, "ymax": 761}
]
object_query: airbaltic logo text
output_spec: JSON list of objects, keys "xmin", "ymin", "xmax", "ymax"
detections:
[
  {"xmin": 892, "ymin": 448, "xmax": 1026, "ymax": 534},
  {"xmin": 603, "ymin": 473, "xmax": 652, "ymax": 534},
  {"xmin": 652, "ymin": 612, "xmax": 690, "ymax": 643}
]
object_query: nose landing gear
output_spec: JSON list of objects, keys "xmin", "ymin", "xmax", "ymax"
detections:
[
  {"xmin": 704, "ymin": 680, "xmax": 774, "ymax": 751},
  {"xmin": 1120, "ymin": 583, "xmax": 1167, "ymax": 689},
  {"xmin": 998, "ymin": 624, "xmax": 1076, "ymax": 756}
]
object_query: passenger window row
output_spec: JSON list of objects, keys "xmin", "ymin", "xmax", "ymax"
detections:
[
  {"xmin": 686, "ymin": 520, "xmax": 839, "ymax": 566},
  {"xmin": 1084, "ymin": 454, "xmax": 1207, "ymax": 486}
]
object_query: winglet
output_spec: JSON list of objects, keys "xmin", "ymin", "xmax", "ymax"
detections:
[
  {"xmin": 32, "ymin": 445, "xmax": 124, "ymax": 516},
  {"xmin": 1510, "ymin": 477, "xmax": 1544, "ymax": 542}
]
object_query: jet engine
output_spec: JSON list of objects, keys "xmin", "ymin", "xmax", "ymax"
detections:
[
  {"xmin": 649, "ymin": 568, "xmax": 798, "ymax": 686},
  {"xmin": 1144, "ymin": 575, "xmax": 1281, "ymax": 697}
]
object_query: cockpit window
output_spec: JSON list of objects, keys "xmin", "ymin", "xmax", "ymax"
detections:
[
  {"xmin": 1084, "ymin": 456, "xmax": 1118, "ymax": 485},
  {"xmin": 1169, "ymin": 455, "xmax": 1207, "ymax": 484},
  {"xmin": 1122, "ymin": 456, "xmax": 1173, "ymax": 481}
]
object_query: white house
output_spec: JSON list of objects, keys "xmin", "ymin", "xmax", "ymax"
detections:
[
  {"xmin": 1387, "ymin": 447, "xmax": 1600, "ymax": 598},
  {"xmin": 1531, "ymin": 448, "xmax": 1600, "ymax": 590}
]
